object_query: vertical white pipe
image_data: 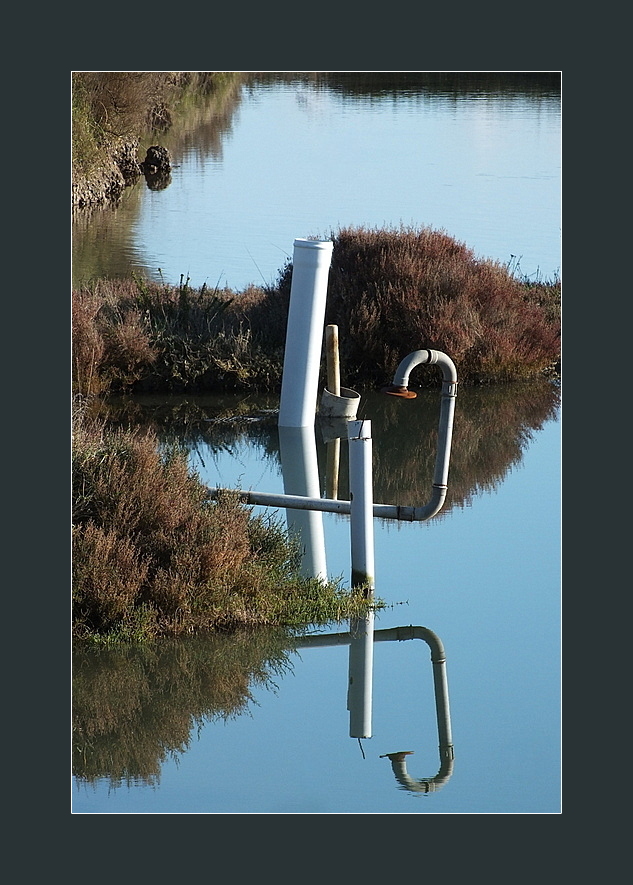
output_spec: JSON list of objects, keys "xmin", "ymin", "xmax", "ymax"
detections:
[
  {"xmin": 347, "ymin": 419, "xmax": 375, "ymax": 738},
  {"xmin": 348, "ymin": 419, "xmax": 375, "ymax": 591},
  {"xmin": 278, "ymin": 238, "xmax": 334, "ymax": 428}
]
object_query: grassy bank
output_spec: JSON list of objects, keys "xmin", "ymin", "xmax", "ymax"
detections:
[
  {"xmin": 72, "ymin": 225, "xmax": 560, "ymax": 398},
  {"xmin": 72, "ymin": 405, "xmax": 377, "ymax": 642}
]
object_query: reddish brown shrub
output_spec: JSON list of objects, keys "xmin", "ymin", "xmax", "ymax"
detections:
[{"xmin": 321, "ymin": 225, "xmax": 560, "ymax": 385}]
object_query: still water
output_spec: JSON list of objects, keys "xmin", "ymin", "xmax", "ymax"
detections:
[
  {"xmin": 72, "ymin": 73, "xmax": 561, "ymax": 813},
  {"xmin": 72, "ymin": 384, "xmax": 561, "ymax": 814},
  {"xmin": 72, "ymin": 72, "xmax": 561, "ymax": 291}
]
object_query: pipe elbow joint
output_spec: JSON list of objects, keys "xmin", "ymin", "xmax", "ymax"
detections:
[{"xmin": 391, "ymin": 349, "xmax": 458, "ymax": 391}]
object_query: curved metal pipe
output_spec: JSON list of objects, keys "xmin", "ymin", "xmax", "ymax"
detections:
[
  {"xmin": 390, "ymin": 348, "xmax": 458, "ymax": 392},
  {"xmin": 383, "ymin": 349, "xmax": 458, "ymax": 520}
]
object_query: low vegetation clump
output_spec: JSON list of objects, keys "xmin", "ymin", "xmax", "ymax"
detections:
[
  {"xmin": 72, "ymin": 226, "xmax": 560, "ymax": 398},
  {"xmin": 72, "ymin": 275, "xmax": 283, "ymax": 397},
  {"xmin": 320, "ymin": 225, "xmax": 560, "ymax": 385},
  {"xmin": 72, "ymin": 408, "xmax": 376, "ymax": 641}
]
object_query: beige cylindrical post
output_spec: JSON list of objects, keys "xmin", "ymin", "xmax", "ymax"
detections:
[
  {"xmin": 325, "ymin": 324, "xmax": 341, "ymax": 397},
  {"xmin": 325, "ymin": 324, "xmax": 341, "ymax": 498}
]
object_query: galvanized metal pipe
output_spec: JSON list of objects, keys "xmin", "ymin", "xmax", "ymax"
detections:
[{"xmin": 387, "ymin": 348, "xmax": 458, "ymax": 515}]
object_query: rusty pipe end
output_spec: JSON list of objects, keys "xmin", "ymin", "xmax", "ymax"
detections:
[{"xmin": 381, "ymin": 384, "xmax": 417, "ymax": 399}]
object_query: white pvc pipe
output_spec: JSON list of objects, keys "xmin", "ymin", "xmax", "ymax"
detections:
[
  {"xmin": 348, "ymin": 419, "xmax": 375, "ymax": 591},
  {"xmin": 278, "ymin": 238, "xmax": 334, "ymax": 427},
  {"xmin": 348, "ymin": 419, "xmax": 375, "ymax": 738}
]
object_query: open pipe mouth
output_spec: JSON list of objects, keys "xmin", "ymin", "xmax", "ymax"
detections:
[{"xmin": 381, "ymin": 384, "xmax": 417, "ymax": 399}]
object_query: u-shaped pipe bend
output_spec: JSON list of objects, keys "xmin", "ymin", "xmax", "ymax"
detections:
[
  {"xmin": 392, "ymin": 349, "xmax": 458, "ymax": 394},
  {"xmin": 387, "ymin": 350, "xmax": 458, "ymax": 521}
]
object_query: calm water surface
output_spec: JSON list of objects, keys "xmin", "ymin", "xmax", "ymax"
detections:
[
  {"xmin": 72, "ymin": 74, "xmax": 561, "ymax": 813},
  {"xmin": 72, "ymin": 72, "xmax": 561, "ymax": 291},
  {"xmin": 72, "ymin": 385, "xmax": 561, "ymax": 813}
]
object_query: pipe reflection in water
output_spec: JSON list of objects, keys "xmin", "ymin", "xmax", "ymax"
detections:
[
  {"xmin": 278, "ymin": 424, "xmax": 327, "ymax": 580},
  {"xmin": 319, "ymin": 414, "xmax": 353, "ymax": 500},
  {"xmin": 295, "ymin": 625, "xmax": 454, "ymax": 794},
  {"xmin": 347, "ymin": 613, "xmax": 375, "ymax": 739},
  {"xmin": 279, "ymin": 419, "xmax": 375, "ymax": 737},
  {"xmin": 326, "ymin": 437, "xmax": 340, "ymax": 499},
  {"xmin": 376, "ymin": 626, "xmax": 454, "ymax": 793}
]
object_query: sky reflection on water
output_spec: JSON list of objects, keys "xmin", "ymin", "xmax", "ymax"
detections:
[{"xmin": 73, "ymin": 386, "xmax": 560, "ymax": 814}]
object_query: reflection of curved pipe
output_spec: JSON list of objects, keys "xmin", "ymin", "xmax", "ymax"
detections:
[
  {"xmin": 294, "ymin": 624, "xmax": 454, "ymax": 793},
  {"xmin": 379, "ymin": 749, "xmax": 453, "ymax": 793},
  {"xmin": 376, "ymin": 626, "xmax": 453, "ymax": 793},
  {"xmin": 347, "ymin": 614, "xmax": 375, "ymax": 739}
]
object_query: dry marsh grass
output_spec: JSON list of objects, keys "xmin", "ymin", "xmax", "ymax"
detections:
[
  {"xmin": 72, "ymin": 409, "xmax": 374, "ymax": 640},
  {"xmin": 72, "ymin": 226, "xmax": 560, "ymax": 398},
  {"xmin": 321, "ymin": 225, "xmax": 560, "ymax": 385}
]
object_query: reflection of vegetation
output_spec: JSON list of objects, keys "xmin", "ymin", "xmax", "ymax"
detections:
[
  {"xmin": 91, "ymin": 392, "xmax": 281, "ymax": 471},
  {"xmin": 95, "ymin": 381, "xmax": 560, "ymax": 519},
  {"xmin": 72, "ymin": 73, "xmax": 246, "ymax": 285},
  {"xmin": 72, "ymin": 629, "xmax": 298, "ymax": 786},
  {"xmin": 72, "ymin": 72, "xmax": 244, "ymax": 200},
  {"xmin": 248, "ymin": 71, "xmax": 561, "ymax": 101},
  {"xmin": 357, "ymin": 384, "xmax": 560, "ymax": 515},
  {"xmin": 72, "ymin": 187, "xmax": 145, "ymax": 285}
]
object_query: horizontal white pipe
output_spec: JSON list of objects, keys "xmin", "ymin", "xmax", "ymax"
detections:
[
  {"xmin": 204, "ymin": 486, "xmax": 450, "ymax": 522},
  {"xmin": 204, "ymin": 486, "xmax": 447, "ymax": 522}
]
